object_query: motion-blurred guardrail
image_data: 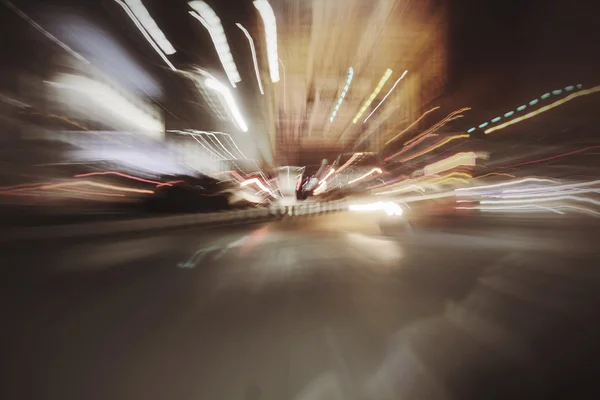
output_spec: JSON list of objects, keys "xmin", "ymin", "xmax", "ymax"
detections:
[{"xmin": 2, "ymin": 200, "xmax": 348, "ymax": 242}]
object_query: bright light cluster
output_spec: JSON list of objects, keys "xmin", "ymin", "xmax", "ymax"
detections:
[
  {"xmin": 189, "ymin": 1, "xmax": 241, "ymax": 87},
  {"xmin": 423, "ymin": 152, "xmax": 477, "ymax": 175},
  {"xmin": 330, "ymin": 67, "xmax": 354, "ymax": 123},
  {"xmin": 349, "ymin": 201, "xmax": 403, "ymax": 216},
  {"xmin": 124, "ymin": 0, "xmax": 176, "ymax": 54},
  {"xmin": 47, "ymin": 74, "xmax": 163, "ymax": 135},
  {"xmin": 353, "ymin": 69, "xmax": 393, "ymax": 124},
  {"xmin": 253, "ymin": 0, "xmax": 280, "ymax": 82}
]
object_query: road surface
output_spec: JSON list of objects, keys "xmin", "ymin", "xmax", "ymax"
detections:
[{"xmin": 2, "ymin": 213, "xmax": 600, "ymax": 399}]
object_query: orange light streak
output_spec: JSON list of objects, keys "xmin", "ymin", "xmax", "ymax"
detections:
[
  {"xmin": 400, "ymin": 134, "xmax": 469, "ymax": 163},
  {"xmin": 476, "ymin": 172, "xmax": 516, "ymax": 179},
  {"xmin": 384, "ymin": 134, "xmax": 438, "ymax": 162},
  {"xmin": 385, "ymin": 106, "xmax": 440, "ymax": 145},
  {"xmin": 404, "ymin": 107, "xmax": 471, "ymax": 145}
]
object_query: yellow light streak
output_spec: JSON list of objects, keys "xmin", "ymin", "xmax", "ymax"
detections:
[
  {"xmin": 485, "ymin": 86, "xmax": 600, "ymax": 134},
  {"xmin": 352, "ymin": 69, "xmax": 392, "ymax": 123}
]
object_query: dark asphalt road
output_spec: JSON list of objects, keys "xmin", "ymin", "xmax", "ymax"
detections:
[{"xmin": 2, "ymin": 213, "xmax": 600, "ymax": 400}]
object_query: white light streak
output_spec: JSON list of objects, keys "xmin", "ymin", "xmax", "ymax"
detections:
[
  {"xmin": 236, "ymin": 23, "xmax": 264, "ymax": 94},
  {"xmin": 492, "ymin": 188, "xmax": 600, "ymax": 200},
  {"xmin": 319, "ymin": 168, "xmax": 335, "ymax": 184},
  {"xmin": 205, "ymin": 78, "xmax": 248, "ymax": 132},
  {"xmin": 330, "ymin": 67, "xmax": 354, "ymax": 123},
  {"xmin": 480, "ymin": 195, "xmax": 600, "ymax": 206},
  {"xmin": 353, "ymin": 69, "xmax": 393, "ymax": 123},
  {"xmin": 349, "ymin": 201, "xmax": 403, "ymax": 216},
  {"xmin": 124, "ymin": 0, "xmax": 176, "ymax": 55},
  {"xmin": 47, "ymin": 75, "xmax": 163, "ymax": 134},
  {"xmin": 349, "ymin": 168, "xmax": 383, "ymax": 184},
  {"xmin": 455, "ymin": 178, "xmax": 559, "ymax": 195},
  {"xmin": 189, "ymin": 134, "xmax": 226, "ymax": 160},
  {"xmin": 364, "ymin": 69, "xmax": 407, "ymax": 123},
  {"xmin": 241, "ymin": 178, "xmax": 275, "ymax": 196},
  {"xmin": 114, "ymin": 0, "xmax": 176, "ymax": 71},
  {"xmin": 189, "ymin": 1, "xmax": 241, "ymax": 87},
  {"xmin": 501, "ymin": 179, "xmax": 600, "ymax": 194},
  {"xmin": 254, "ymin": 0, "xmax": 280, "ymax": 82}
]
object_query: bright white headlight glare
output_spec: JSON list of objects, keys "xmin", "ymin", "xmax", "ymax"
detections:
[{"xmin": 349, "ymin": 201, "xmax": 403, "ymax": 216}]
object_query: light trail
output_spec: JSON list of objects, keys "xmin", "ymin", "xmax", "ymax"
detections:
[
  {"xmin": 455, "ymin": 177, "xmax": 559, "ymax": 194},
  {"xmin": 254, "ymin": 0, "xmax": 280, "ymax": 82},
  {"xmin": 74, "ymin": 171, "xmax": 163, "ymax": 185},
  {"xmin": 404, "ymin": 107, "xmax": 470, "ymax": 145},
  {"xmin": 114, "ymin": 0, "xmax": 176, "ymax": 71},
  {"xmin": 204, "ymin": 78, "xmax": 248, "ymax": 132},
  {"xmin": 352, "ymin": 69, "xmax": 393, "ymax": 123},
  {"xmin": 348, "ymin": 168, "xmax": 382, "ymax": 184},
  {"xmin": 40, "ymin": 180, "xmax": 154, "ymax": 194},
  {"xmin": 399, "ymin": 134, "xmax": 469, "ymax": 163},
  {"xmin": 475, "ymin": 172, "xmax": 516, "ymax": 179},
  {"xmin": 480, "ymin": 195, "xmax": 600, "ymax": 206},
  {"xmin": 485, "ymin": 86, "xmax": 600, "ymax": 134},
  {"xmin": 189, "ymin": 6, "xmax": 240, "ymax": 87},
  {"xmin": 363, "ymin": 70, "xmax": 407, "ymax": 123},
  {"xmin": 501, "ymin": 146, "xmax": 600, "ymax": 169},
  {"xmin": 124, "ymin": 0, "xmax": 176, "ymax": 54},
  {"xmin": 319, "ymin": 168, "xmax": 335, "ymax": 184},
  {"xmin": 240, "ymin": 178, "xmax": 275, "ymax": 196},
  {"xmin": 423, "ymin": 152, "xmax": 477, "ymax": 175},
  {"xmin": 385, "ymin": 106, "xmax": 440, "ymax": 145},
  {"xmin": 330, "ymin": 67, "xmax": 354, "ymax": 123},
  {"xmin": 236, "ymin": 23, "xmax": 264, "ymax": 94},
  {"xmin": 335, "ymin": 153, "xmax": 363, "ymax": 174}
]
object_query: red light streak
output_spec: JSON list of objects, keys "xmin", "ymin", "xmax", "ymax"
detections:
[
  {"xmin": 74, "ymin": 171, "xmax": 169, "ymax": 186},
  {"xmin": 501, "ymin": 146, "xmax": 600, "ymax": 169},
  {"xmin": 40, "ymin": 180, "xmax": 154, "ymax": 194}
]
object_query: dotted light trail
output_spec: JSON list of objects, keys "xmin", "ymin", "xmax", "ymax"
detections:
[
  {"xmin": 330, "ymin": 67, "xmax": 354, "ymax": 123},
  {"xmin": 485, "ymin": 86, "xmax": 600, "ymax": 134},
  {"xmin": 352, "ymin": 69, "xmax": 393, "ymax": 124}
]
